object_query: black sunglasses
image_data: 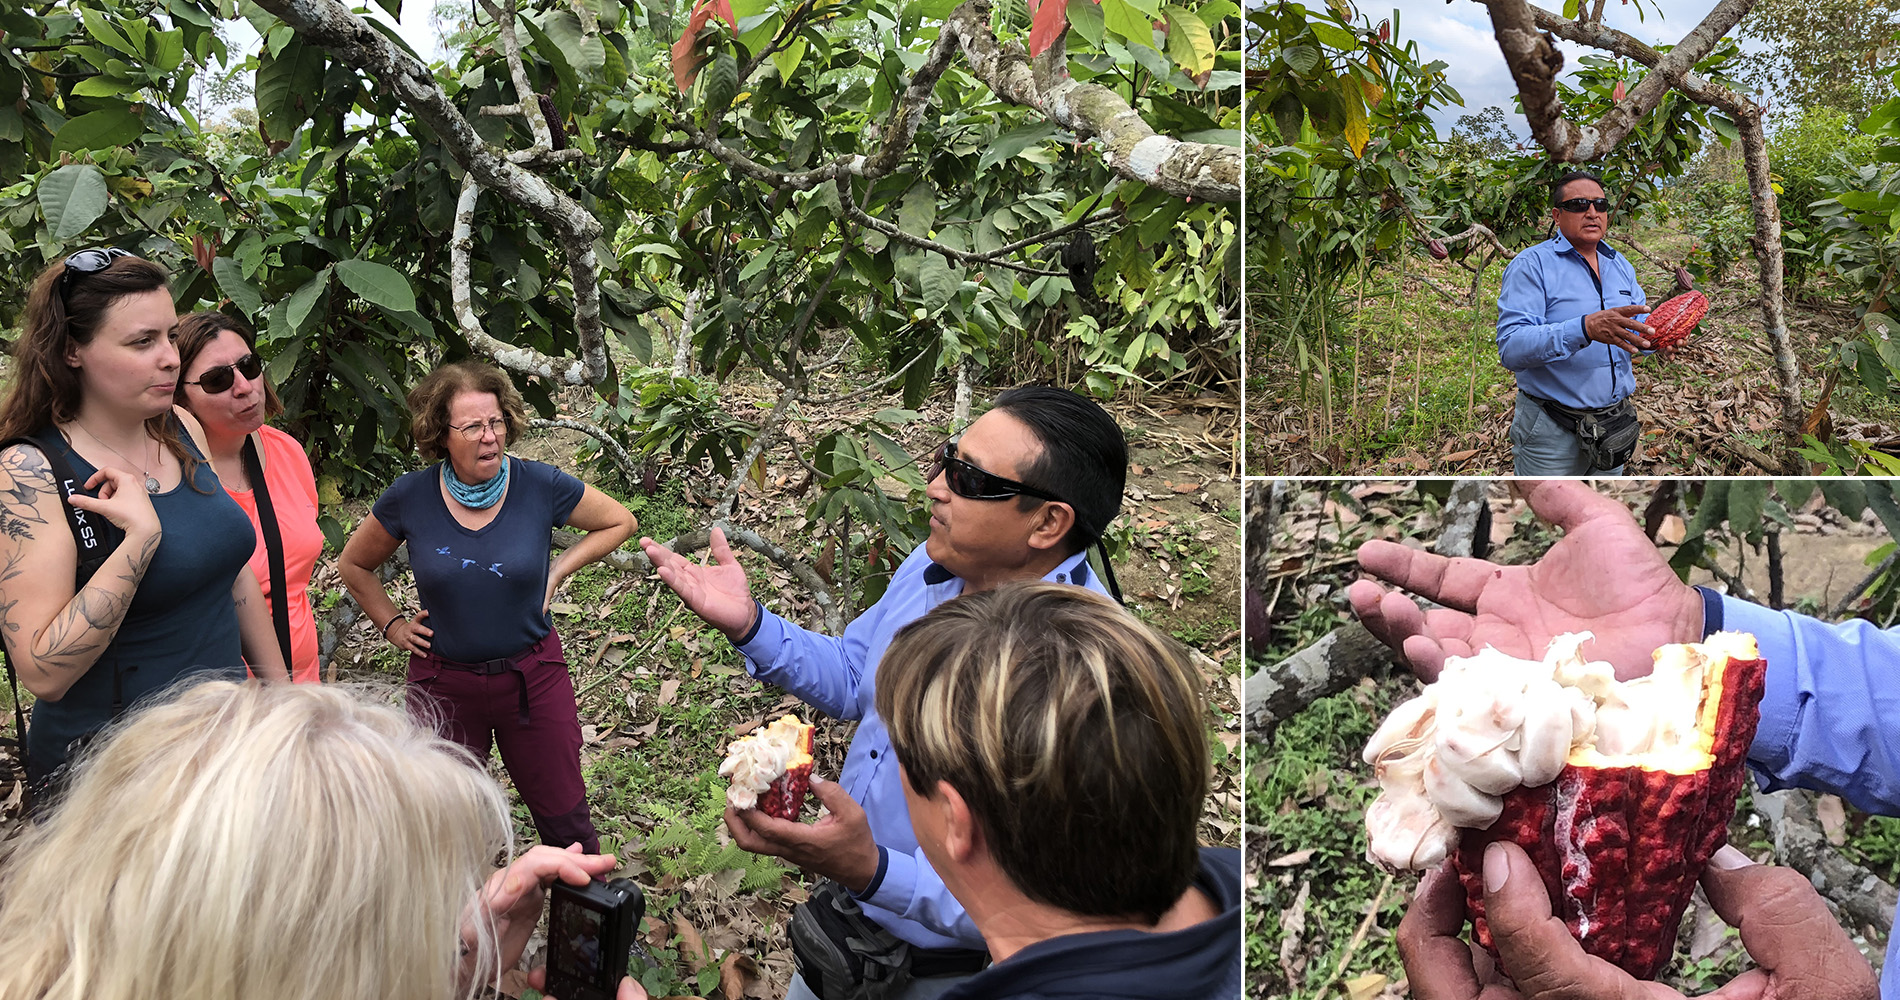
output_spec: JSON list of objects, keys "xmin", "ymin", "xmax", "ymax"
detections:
[
  {"xmin": 59, "ymin": 247, "xmax": 135, "ymax": 300},
  {"xmin": 185, "ymin": 352, "xmax": 264, "ymax": 394},
  {"xmin": 1557, "ymin": 197, "xmax": 1612, "ymax": 214},
  {"xmin": 928, "ymin": 440, "xmax": 1067, "ymax": 504}
]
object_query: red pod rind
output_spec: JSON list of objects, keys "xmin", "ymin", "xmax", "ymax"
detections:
[
  {"xmin": 722, "ymin": 715, "xmax": 815, "ymax": 819},
  {"xmin": 1451, "ymin": 643, "xmax": 1768, "ymax": 980},
  {"xmin": 1646, "ymin": 291, "xmax": 1709, "ymax": 350},
  {"xmin": 759, "ymin": 759, "xmax": 813, "ymax": 820}
]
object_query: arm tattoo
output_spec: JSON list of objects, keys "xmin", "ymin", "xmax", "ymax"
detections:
[{"xmin": 0, "ymin": 448, "xmax": 56, "ymax": 544}]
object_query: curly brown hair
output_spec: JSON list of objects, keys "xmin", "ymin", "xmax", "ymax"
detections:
[
  {"xmin": 0, "ymin": 252, "xmax": 201, "ymax": 486},
  {"xmin": 173, "ymin": 311, "xmax": 284, "ymax": 419},
  {"xmin": 406, "ymin": 361, "xmax": 526, "ymax": 461}
]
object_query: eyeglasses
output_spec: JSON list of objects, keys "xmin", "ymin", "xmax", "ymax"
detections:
[
  {"xmin": 1557, "ymin": 197, "xmax": 1612, "ymax": 214},
  {"xmin": 59, "ymin": 247, "xmax": 135, "ymax": 300},
  {"xmin": 927, "ymin": 440, "xmax": 1066, "ymax": 503},
  {"xmin": 185, "ymin": 353, "xmax": 263, "ymax": 394},
  {"xmin": 450, "ymin": 417, "xmax": 508, "ymax": 441}
]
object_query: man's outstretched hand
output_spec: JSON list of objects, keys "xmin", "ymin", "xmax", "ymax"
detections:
[
  {"xmin": 640, "ymin": 526, "xmax": 759, "ymax": 642},
  {"xmin": 1398, "ymin": 841, "xmax": 1878, "ymax": 1000},
  {"xmin": 1347, "ymin": 480, "xmax": 1705, "ymax": 682}
]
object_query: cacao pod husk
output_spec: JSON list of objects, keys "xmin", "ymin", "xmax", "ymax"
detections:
[
  {"xmin": 1452, "ymin": 636, "xmax": 1767, "ymax": 980},
  {"xmin": 1426, "ymin": 238, "xmax": 1450, "ymax": 261}
]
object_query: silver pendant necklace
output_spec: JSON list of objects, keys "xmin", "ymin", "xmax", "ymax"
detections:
[{"xmin": 75, "ymin": 422, "xmax": 160, "ymax": 493}]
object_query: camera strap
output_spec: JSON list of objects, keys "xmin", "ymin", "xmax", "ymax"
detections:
[
  {"xmin": 241, "ymin": 435, "xmax": 294, "ymax": 673},
  {"xmin": 0, "ymin": 431, "xmax": 125, "ymax": 810}
]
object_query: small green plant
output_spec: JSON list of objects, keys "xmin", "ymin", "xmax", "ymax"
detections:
[{"xmin": 644, "ymin": 791, "xmax": 793, "ymax": 893}]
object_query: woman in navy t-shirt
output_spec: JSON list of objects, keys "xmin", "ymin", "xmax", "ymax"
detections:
[{"xmin": 340, "ymin": 361, "xmax": 635, "ymax": 852}]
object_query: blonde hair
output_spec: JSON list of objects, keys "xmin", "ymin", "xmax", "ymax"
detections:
[
  {"xmin": 875, "ymin": 582, "xmax": 1209, "ymax": 924},
  {"xmin": 0, "ymin": 680, "xmax": 513, "ymax": 1000}
]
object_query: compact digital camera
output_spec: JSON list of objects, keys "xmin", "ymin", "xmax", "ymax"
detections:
[{"xmin": 545, "ymin": 877, "xmax": 645, "ymax": 1000}]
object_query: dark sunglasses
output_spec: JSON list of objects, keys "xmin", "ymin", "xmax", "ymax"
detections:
[
  {"xmin": 1557, "ymin": 197, "xmax": 1612, "ymax": 214},
  {"xmin": 928, "ymin": 440, "xmax": 1067, "ymax": 504},
  {"xmin": 185, "ymin": 352, "xmax": 264, "ymax": 394},
  {"xmin": 59, "ymin": 247, "xmax": 135, "ymax": 300}
]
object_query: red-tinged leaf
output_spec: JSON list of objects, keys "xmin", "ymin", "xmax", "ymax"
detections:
[
  {"xmin": 669, "ymin": 0, "xmax": 738, "ymax": 90},
  {"xmin": 1028, "ymin": 0, "xmax": 1070, "ymax": 57},
  {"xmin": 1192, "ymin": 68, "xmax": 1212, "ymax": 88},
  {"xmin": 1378, "ymin": 18, "xmax": 1390, "ymax": 41},
  {"xmin": 1612, "ymin": 78, "xmax": 1626, "ymax": 101}
]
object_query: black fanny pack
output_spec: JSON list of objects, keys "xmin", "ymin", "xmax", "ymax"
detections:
[
  {"xmin": 789, "ymin": 880, "xmax": 988, "ymax": 1000},
  {"xmin": 1524, "ymin": 393, "xmax": 1640, "ymax": 471}
]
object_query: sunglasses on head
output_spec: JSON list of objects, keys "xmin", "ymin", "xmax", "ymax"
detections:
[
  {"xmin": 928, "ymin": 440, "xmax": 1067, "ymax": 503},
  {"xmin": 59, "ymin": 247, "xmax": 135, "ymax": 301},
  {"xmin": 185, "ymin": 353, "xmax": 264, "ymax": 394},
  {"xmin": 1557, "ymin": 197, "xmax": 1612, "ymax": 214}
]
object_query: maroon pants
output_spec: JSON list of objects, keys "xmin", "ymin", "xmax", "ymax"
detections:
[{"xmin": 407, "ymin": 630, "xmax": 598, "ymax": 853}]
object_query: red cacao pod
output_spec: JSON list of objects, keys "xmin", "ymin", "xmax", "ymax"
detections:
[
  {"xmin": 1364, "ymin": 632, "xmax": 1767, "ymax": 980},
  {"xmin": 1647, "ymin": 291, "xmax": 1708, "ymax": 351},
  {"xmin": 721, "ymin": 714, "xmax": 814, "ymax": 820},
  {"xmin": 1426, "ymin": 238, "xmax": 1450, "ymax": 260}
]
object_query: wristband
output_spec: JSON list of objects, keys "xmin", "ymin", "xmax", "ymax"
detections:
[{"xmin": 382, "ymin": 614, "xmax": 407, "ymax": 640}]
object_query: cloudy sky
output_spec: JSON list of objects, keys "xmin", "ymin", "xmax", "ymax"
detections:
[{"xmin": 1377, "ymin": 1, "xmax": 1743, "ymax": 139}]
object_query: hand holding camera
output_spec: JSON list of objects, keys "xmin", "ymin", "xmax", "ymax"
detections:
[{"xmin": 460, "ymin": 843, "xmax": 648, "ymax": 1000}]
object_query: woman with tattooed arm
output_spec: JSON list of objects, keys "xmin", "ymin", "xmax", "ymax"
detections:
[{"xmin": 0, "ymin": 249, "xmax": 287, "ymax": 799}]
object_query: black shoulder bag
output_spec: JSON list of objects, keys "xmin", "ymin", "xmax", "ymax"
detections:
[
  {"xmin": 242, "ymin": 435, "xmax": 294, "ymax": 672},
  {"xmin": 0, "ymin": 431, "xmax": 125, "ymax": 810}
]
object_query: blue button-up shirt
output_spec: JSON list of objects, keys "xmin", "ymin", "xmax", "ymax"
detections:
[
  {"xmin": 1712, "ymin": 596, "xmax": 1900, "ymax": 997},
  {"xmin": 1496, "ymin": 232, "xmax": 1649, "ymax": 409},
  {"xmin": 736, "ymin": 543, "xmax": 1108, "ymax": 949}
]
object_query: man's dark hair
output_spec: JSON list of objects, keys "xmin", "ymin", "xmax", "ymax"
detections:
[
  {"xmin": 1550, "ymin": 170, "xmax": 1606, "ymax": 206},
  {"xmin": 990, "ymin": 386, "xmax": 1127, "ymax": 555}
]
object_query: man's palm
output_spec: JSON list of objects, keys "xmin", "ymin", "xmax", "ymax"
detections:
[
  {"xmin": 641, "ymin": 527, "xmax": 757, "ymax": 638},
  {"xmin": 1351, "ymin": 481, "xmax": 1703, "ymax": 681}
]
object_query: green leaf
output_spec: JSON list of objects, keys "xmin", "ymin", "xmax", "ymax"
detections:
[
  {"xmin": 896, "ymin": 182, "xmax": 937, "ymax": 237},
  {"xmin": 38, "ymin": 164, "xmax": 110, "ymax": 241},
  {"xmin": 917, "ymin": 254, "xmax": 958, "ymax": 311},
  {"xmin": 1307, "ymin": 20, "xmax": 1358, "ymax": 52},
  {"xmin": 1067, "ymin": 0, "xmax": 1104, "ymax": 45},
  {"xmin": 1100, "ymin": 0, "xmax": 1155, "ymax": 48},
  {"xmin": 283, "ymin": 266, "xmax": 332, "ymax": 337},
  {"xmin": 976, "ymin": 122, "xmax": 1059, "ymax": 171},
  {"xmin": 701, "ymin": 50, "xmax": 739, "ymax": 115},
  {"xmin": 71, "ymin": 76, "xmax": 140, "ymax": 98},
  {"xmin": 1819, "ymin": 479, "xmax": 1867, "ymax": 522},
  {"xmin": 542, "ymin": 10, "xmax": 606, "ymax": 79},
  {"xmin": 333, "ymin": 259, "xmax": 416, "ymax": 314},
  {"xmin": 213, "ymin": 256, "xmax": 264, "ymax": 318},
  {"xmin": 374, "ymin": 0, "xmax": 401, "ymax": 16},
  {"xmin": 771, "ymin": 36, "xmax": 807, "ymax": 81},
  {"xmin": 1727, "ymin": 479, "xmax": 1767, "ymax": 541},
  {"xmin": 1279, "ymin": 44, "xmax": 1320, "ymax": 76},
  {"xmin": 54, "ymin": 107, "xmax": 144, "ymax": 153},
  {"xmin": 1164, "ymin": 5, "xmax": 1215, "ymax": 78},
  {"xmin": 1181, "ymin": 128, "xmax": 1243, "ymax": 146},
  {"xmin": 255, "ymin": 36, "xmax": 325, "ymax": 141},
  {"xmin": 1774, "ymin": 480, "xmax": 1816, "ymax": 513},
  {"xmin": 1867, "ymin": 481, "xmax": 1900, "ymax": 545}
]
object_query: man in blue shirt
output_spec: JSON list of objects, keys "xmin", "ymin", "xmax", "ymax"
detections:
[
  {"xmin": 1346, "ymin": 480, "xmax": 1891, "ymax": 1000},
  {"xmin": 1496, "ymin": 172, "xmax": 1657, "ymax": 475},
  {"xmin": 639, "ymin": 386, "xmax": 1126, "ymax": 1000}
]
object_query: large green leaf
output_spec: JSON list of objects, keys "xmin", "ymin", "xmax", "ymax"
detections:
[
  {"xmin": 334, "ymin": 259, "xmax": 417, "ymax": 313},
  {"xmin": 1100, "ymin": 0, "xmax": 1155, "ymax": 48},
  {"xmin": 917, "ymin": 254, "xmax": 958, "ymax": 311},
  {"xmin": 255, "ymin": 36, "xmax": 325, "ymax": 141},
  {"xmin": 542, "ymin": 11, "xmax": 606, "ymax": 79},
  {"xmin": 38, "ymin": 164, "xmax": 110, "ymax": 241},
  {"xmin": 283, "ymin": 266, "xmax": 332, "ymax": 337},
  {"xmin": 977, "ymin": 122, "xmax": 1059, "ymax": 172},
  {"xmin": 54, "ymin": 107, "xmax": 144, "ymax": 153},
  {"xmin": 213, "ymin": 256, "xmax": 264, "ymax": 318}
]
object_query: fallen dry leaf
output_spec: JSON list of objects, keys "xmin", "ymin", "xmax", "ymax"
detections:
[
  {"xmin": 1655, "ymin": 513, "xmax": 1686, "ymax": 546},
  {"xmin": 1817, "ymin": 794, "xmax": 1848, "ymax": 846},
  {"xmin": 1269, "ymin": 848, "xmax": 1317, "ymax": 867},
  {"xmin": 719, "ymin": 952, "xmax": 763, "ymax": 999},
  {"xmin": 674, "ymin": 913, "xmax": 712, "ymax": 971},
  {"xmin": 659, "ymin": 678, "xmax": 683, "ymax": 706},
  {"xmin": 1442, "ymin": 449, "xmax": 1478, "ymax": 463},
  {"xmin": 1346, "ymin": 972, "xmax": 1388, "ymax": 1000}
]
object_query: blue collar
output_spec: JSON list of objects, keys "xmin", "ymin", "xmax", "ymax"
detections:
[
  {"xmin": 922, "ymin": 554, "xmax": 1093, "ymax": 588},
  {"xmin": 1551, "ymin": 229, "xmax": 1620, "ymax": 260}
]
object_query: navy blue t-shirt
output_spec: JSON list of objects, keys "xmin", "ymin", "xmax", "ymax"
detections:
[{"xmin": 372, "ymin": 457, "xmax": 584, "ymax": 662}]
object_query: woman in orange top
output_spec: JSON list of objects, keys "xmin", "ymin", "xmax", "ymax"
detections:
[{"xmin": 174, "ymin": 312, "xmax": 324, "ymax": 682}]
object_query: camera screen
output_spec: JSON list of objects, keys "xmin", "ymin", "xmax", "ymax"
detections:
[{"xmin": 550, "ymin": 892, "xmax": 607, "ymax": 981}]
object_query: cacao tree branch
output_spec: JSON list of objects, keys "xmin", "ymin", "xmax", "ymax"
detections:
[
  {"xmin": 680, "ymin": 0, "xmax": 1238, "ymax": 201},
  {"xmin": 1751, "ymin": 786, "xmax": 1897, "ymax": 936},
  {"xmin": 529, "ymin": 417, "xmax": 640, "ymax": 484},
  {"xmin": 833, "ymin": 181, "xmax": 1069, "ymax": 277},
  {"xmin": 450, "ymin": 174, "xmax": 599, "ymax": 381},
  {"xmin": 253, "ymin": 0, "xmax": 609, "ymax": 386},
  {"xmin": 477, "ymin": 0, "xmax": 555, "ymax": 150},
  {"xmin": 1244, "ymin": 623, "xmax": 1401, "ymax": 741}
]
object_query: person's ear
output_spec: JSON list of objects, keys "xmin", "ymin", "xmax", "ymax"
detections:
[
  {"xmin": 935, "ymin": 780, "xmax": 982, "ymax": 863},
  {"xmin": 1026, "ymin": 501, "xmax": 1076, "ymax": 552}
]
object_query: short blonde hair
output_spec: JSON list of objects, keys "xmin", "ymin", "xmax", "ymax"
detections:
[
  {"xmin": 407, "ymin": 360, "xmax": 527, "ymax": 461},
  {"xmin": 875, "ymin": 582, "xmax": 1209, "ymax": 924},
  {"xmin": 0, "ymin": 680, "xmax": 512, "ymax": 1000}
]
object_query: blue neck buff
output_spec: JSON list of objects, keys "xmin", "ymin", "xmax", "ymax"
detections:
[{"xmin": 444, "ymin": 456, "xmax": 508, "ymax": 509}]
